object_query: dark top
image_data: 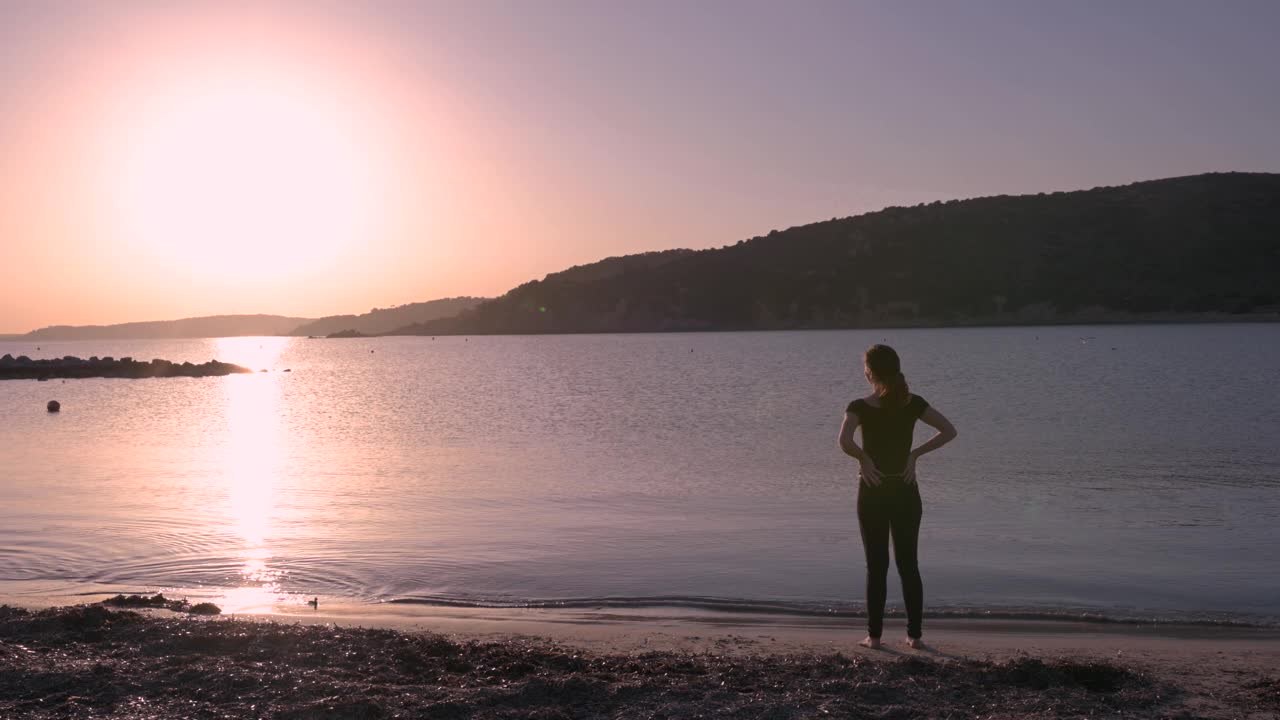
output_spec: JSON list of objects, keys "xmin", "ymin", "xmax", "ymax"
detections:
[{"xmin": 846, "ymin": 394, "xmax": 929, "ymax": 475}]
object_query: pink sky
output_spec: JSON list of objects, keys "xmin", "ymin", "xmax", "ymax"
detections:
[{"xmin": 3, "ymin": 1, "xmax": 1277, "ymax": 333}]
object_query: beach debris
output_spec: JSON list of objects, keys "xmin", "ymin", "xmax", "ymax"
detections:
[
  {"xmin": 0, "ymin": 605, "xmax": 1200, "ymax": 719},
  {"xmin": 1247, "ymin": 677, "xmax": 1280, "ymax": 708},
  {"xmin": 100, "ymin": 593, "xmax": 221, "ymax": 615},
  {"xmin": 46, "ymin": 400, "xmax": 60, "ymax": 412}
]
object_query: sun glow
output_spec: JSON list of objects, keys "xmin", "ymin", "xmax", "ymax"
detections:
[{"xmin": 105, "ymin": 62, "xmax": 391, "ymax": 282}]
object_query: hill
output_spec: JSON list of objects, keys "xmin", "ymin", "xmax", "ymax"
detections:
[
  {"xmin": 291, "ymin": 297, "xmax": 484, "ymax": 337},
  {"xmin": 392, "ymin": 173, "xmax": 1280, "ymax": 335},
  {"xmin": 22, "ymin": 314, "xmax": 312, "ymax": 341}
]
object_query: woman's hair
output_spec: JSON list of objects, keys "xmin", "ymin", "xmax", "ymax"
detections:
[{"xmin": 864, "ymin": 344, "xmax": 910, "ymax": 407}]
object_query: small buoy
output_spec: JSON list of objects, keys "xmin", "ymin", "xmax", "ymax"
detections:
[{"xmin": 47, "ymin": 400, "xmax": 60, "ymax": 412}]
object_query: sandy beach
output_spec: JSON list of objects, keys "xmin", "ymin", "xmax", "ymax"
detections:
[{"xmin": 2, "ymin": 600, "xmax": 1277, "ymax": 719}]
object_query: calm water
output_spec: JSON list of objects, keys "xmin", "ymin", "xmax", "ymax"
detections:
[{"xmin": 2, "ymin": 325, "xmax": 1278, "ymax": 623}]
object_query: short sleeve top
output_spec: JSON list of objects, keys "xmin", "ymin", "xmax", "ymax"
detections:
[{"xmin": 846, "ymin": 394, "xmax": 929, "ymax": 475}]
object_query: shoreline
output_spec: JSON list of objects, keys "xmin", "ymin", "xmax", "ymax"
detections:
[
  {"xmin": 6, "ymin": 584, "xmax": 1276, "ymax": 630},
  {"xmin": 2, "ymin": 601, "xmax": 1277, "ymax": 718},
  {"xmin": 387, "ymin": 311, "xmax": 1280, "ymax": 337},
  {"xmin": 228, "ymin": 600, "xmax": 1280, "ymax": 649},
  {"xmin": 5, "ymin": 312, "xmax": 1280, "ymax": 341}
]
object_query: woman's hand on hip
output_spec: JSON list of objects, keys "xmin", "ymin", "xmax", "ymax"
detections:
[
  {"xmin": 859, "ymin": 458, "xmax": 883, "ymax": 487},
  {"xmin": 903, "ymin": 454, "xmax": 919, "ymax": 485}
]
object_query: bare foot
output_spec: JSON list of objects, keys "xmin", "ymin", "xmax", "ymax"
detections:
[
  {"xmin": 859, "ymin": 636, "xmax": 882, "ymax": 649},
  {"xmin": 905, "ymin": 637, "xmax": 926, "ymax": 650}
]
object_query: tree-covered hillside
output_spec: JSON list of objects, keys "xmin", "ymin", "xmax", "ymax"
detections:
[
  {"xmin": 394, "ymin": 173, "xmax": 1280, "ymax": 335},
  {"xmin": 291, "ymin": 297, "xmax": 485, "ymax": 337}
]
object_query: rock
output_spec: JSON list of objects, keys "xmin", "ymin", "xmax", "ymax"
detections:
[
  {"xmin": 47, "ymin": 400, "xmax": 60, "ymax": 412},
  {"xmin": 188, "ymin": 602, "xmax": 222, "ymax": 615},
  {"xmin": 1, "ymin": 356, "xmax": 253, "ymax": 381}
]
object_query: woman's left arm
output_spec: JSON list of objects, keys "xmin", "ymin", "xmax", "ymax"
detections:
[{"xmin": 904, "ymin": 407, "xmax": 957, "ymax": 484}]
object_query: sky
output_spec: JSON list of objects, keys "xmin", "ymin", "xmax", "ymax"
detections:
[{"xmin": 2, "ymin": 0, "xmax": 1278, "ymax": 333}]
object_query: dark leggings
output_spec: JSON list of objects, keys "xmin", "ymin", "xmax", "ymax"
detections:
[{"xmin": 857, "ymin": 482, "xmax": 924, "ymax": 639}]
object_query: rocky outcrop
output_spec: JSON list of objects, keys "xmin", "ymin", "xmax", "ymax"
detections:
[{"xmin": 0, "ymin": 354, "xmax": 253, "ymax": 380}]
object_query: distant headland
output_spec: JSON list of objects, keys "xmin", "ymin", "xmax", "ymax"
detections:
[{"xmin": 10, "ymin": 298, "xmax": 485, "ymax": 341}]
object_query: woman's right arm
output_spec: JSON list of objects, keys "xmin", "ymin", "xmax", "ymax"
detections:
[
  {"xmin": 902, "ymin": 407, "xmax": 956, "ymax": 486},
  {"xmin": 911, "ymin": 407, "xmax": 957, "ymax": 459},
  {"xmin": 839, "ymin": 411, "xmax": 882, "ymax": 486}
]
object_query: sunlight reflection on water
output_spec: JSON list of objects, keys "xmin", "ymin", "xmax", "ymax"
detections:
[{"xmin": 217, "ymin": 338, "xmax": 293, "ymax": 611}]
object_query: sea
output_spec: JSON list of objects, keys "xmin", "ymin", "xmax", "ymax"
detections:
[{"xmin": 1, "ymin": 324, "xmax": 1277, "ymax": 625}]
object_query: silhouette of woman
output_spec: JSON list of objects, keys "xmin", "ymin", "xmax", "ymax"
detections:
[{"xmin": 838, "ymin": 344, "xmax": 956, "ymax": 649}]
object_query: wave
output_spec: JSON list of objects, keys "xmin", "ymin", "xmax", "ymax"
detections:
[{"xmin": 385, "ymin": 594, "xmax": 1279, "ymax": 628}]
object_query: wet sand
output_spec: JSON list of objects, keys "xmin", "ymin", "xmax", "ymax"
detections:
[{"xmin": 2, "ymin": 601, "xmax": 1277, "ymax": 718}]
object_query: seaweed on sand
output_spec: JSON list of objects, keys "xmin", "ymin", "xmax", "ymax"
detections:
[
  {"xmin": 101, "ymin": 593, "xmax": 221, "ymax": 615},
  {"xmin": 0, "ymin": 604, "xmax": 1247, "ymax": 719},
  {"xmin": 1247, "ymin": 676, "xmax": 1280, "ymax": 709}
]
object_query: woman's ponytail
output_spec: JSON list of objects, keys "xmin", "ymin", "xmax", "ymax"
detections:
[
  {"xmin": 881, "ymin": 371, "xmax": 910, "ymax": 408},
  {"xmin": 864, "ymin": 344, "xmax": 910, "ymax": 407}
]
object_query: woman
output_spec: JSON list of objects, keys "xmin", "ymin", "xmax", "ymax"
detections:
[{"xmin": 838, "ymin": 344, "xmax": 956, "ymax": 649}]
